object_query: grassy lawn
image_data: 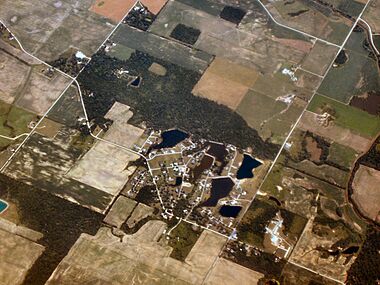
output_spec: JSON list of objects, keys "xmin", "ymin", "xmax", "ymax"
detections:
[
  {"xmin": 308, "ymin": 94, "xmax": 380, "ymax": 138},
  {"xmin": 168, "ymin": 221, "xmax": 202, "ymax": 261}
]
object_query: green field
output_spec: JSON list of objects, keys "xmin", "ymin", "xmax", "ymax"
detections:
[
  {"xmin": 308, "ymin": 94, "xmax": 380, "ymax": 137},
  {"xmin": 0, "ymin": 102, "xmax": 36, "ymax": 148},
  {"xmin": 168, "ymin": 221, "xmax": 202, "ymax": 261},
  {"xmin": 108, "ymin": 44, "xmax": 135, "ymax": 61},
  {"xmin": 317, "ymin": 51, "xmax": 378, "ymax": 103},
  {"xmin": 328, "ymin": 142, "xmax": 358, "ymax": 169}
]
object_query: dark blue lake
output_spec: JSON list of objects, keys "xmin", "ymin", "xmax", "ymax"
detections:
[
  {"xmin": 236, "ymin": 154, "xmax": 262, "ymax": 179},
  {"xmin": 219, "ymin": 205, "xmax": 242, "ymax": 218},
  {"xmin": 154, "ymin": 129, "xmax": 189, "ymax": 149},
  {"xmin": 201, "ymin": 177, "xmax": 234, "ymax": 207}
]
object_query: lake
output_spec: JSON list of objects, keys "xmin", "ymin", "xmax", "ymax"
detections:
[
  {"xmin": 236, "ymin": 154, "xmax": 262, "ymax": 179},
  {"xmin": 219, "ymin": 205, "xmax": 242, "ymax": 218},
  {"xmin": 201, "ymin": 177, "xmax": 234, "ymax": 207},
  {"xmin": 154, "ymin": 129, "xmax": 189, "ymax": 149}
]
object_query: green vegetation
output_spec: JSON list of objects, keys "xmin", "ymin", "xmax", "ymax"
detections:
[
  {"xmin": 78, "ymin": 51, "xmax": 280, "ymax": 159},
  {"xmin": 308, "ymin": 94, "xmax": 380, "ymax": 137},
  {"xmin": 0, "ymin": 174, "xmax": 103, "ymax": 285},
  {"xmin": 347, "ymin": 226, "xmax": 380, "ymax": 285},
  {"xmin": 108, "ymin": 44, "xmax": 135, "ymax": 61},
  {"xmin": 325, "ymin": 21, "xmax": 351, "ymax": 45},
  {"xmin": 238, "ymin": 199, "xmax": 278, "ymax": 247},
  {"xmin": 328, "ymin": 142, "xmax": 358, "ymax": 169},
  {"xmin": 318, "ymin": 50, "xmax": 379, "ymax": 103},
  {"xmin": 168, "ymin": 221, "xmax": 202, "ymax": 261},
  {"xmin": 0, "ymin": 103, "xmax": 36, "ymax": 148},
  {"xmin": 357, "ymin": 135, "xmax": 380, "ymax": 170}
]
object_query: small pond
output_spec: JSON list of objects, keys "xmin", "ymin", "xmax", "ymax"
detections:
[{"xmin": 219, "ymin": 205, "xmax": 242, "ymax": 218}]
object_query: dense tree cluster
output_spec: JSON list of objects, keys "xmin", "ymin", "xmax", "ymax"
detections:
[
  {"xmin": 78, "ymin": 51, "xmax": 279, "ymax": 159},
  {"xmin": 170, "ymin": 24, "xmax": 201, "ymax": 45},
  {"xmin": 358, "ymin": 136, "xmax": 380, "ymax": 170},
  {"xmin": 123, "ymin": 3, "xmax": 155, "ymax": 31},
  {"xmin": 238, "ymin": 199, "xmax": 278, "ymax": 245},
  {"xmin": 134, "ymin": 184, "xmax": 159, "ymax": 206},
  {"xmin": 48, "ymin": 54, "xmax": 84, "ymax": 77},
  {"xmin": 0, "ymin": 174, "xmax": 103, "ymax": 285},
  {"xmin": 346, "ymin": 226, "xmax": 380, "ymax": 285}
]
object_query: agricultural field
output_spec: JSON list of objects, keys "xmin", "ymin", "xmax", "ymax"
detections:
[
  {"xmin": 0, "ymin": 0, "xmax": 378, "ymax": 284},
  {"xmin": 0, "ymin": 0, "xmax": 115, "ymax": 61},
  {"xmin": 317, "ymin": 25, "xmax": 380, "ymax": 104},
  {"xmin": 146, "ymin": 0, "xmax": 341, "ymax": 144},
  {"xmin": 351, "ymin": 165, "xmax": 380, "ymax": 222},
  {"xmin": 90, "ymin": 0, "xmax": 167, "ymax": 22},
  {"xmin": 307, "ymin": 94, "xmax": 380, "ymax": 138},
  {"xmin": 263, "ymin": 0, "xmax": 353, "ymax": 45},
  {"xmin": 363, "ymin": 0, "xmax": 380, "ymax": 33}
]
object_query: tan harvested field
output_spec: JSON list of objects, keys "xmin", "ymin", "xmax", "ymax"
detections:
[
  {"xmin": 294, "ymin": 69, "xmax": 322, "ymax": 92},
  {"xmin": 46, "ymin": 221, "xmax": 252, "ymax": 284},
  {"xmin": 67, "ymin": 140, "xmax": 138, "ymax": 196},
  {"xmin": 206, "ymin": 58, "xmax": 259, "ymax": 87},
  {"xmin": 0, "ymin": 39, "xmax": 71, "ymax": 117},
  {"xmin": 364, "ymin": 0, "xmax": 380, "ymax": 33},
  {"xmin": 272, "ymin": 37, "xmax": 313, "ymax": 54},
  {"xmin": 301, "ymin": 41, "xmax": 339, "ymax": 76},
  {"xmin": 103, "ymin": 102, "xmax": 144, "ymax": 148},
  {"xmin": 149, "ymin": 62, "xmax": 167, "ymax": 76},
  {"xmin": 35, "ymin": 118, "xmax": 63, "ymax": 138},
  {"xmin": 0, "ymin": 217, "xmax": 43, "ymax": 242},
  {"xmin": 305, "ymin": 136, "xmax": 322, "ymax": 162},
  {"xmin": 68, "ymin": 103, "xmax": 143, "ymax": 196},
  {"xmin": 0, "ymin": 49, "xmax": 30, "ymax": 104},
  {"xmin": 91, "ymin": 0, "xmax": 167, "ymax": 22},
  {"xmin": 103, "ymin": 196, "xmax": 137, "ymax": 228},
  {"xmin": 192, "ymin": 72, "xmax": 248, "ymax": 110},
  {"xmin": 192, "ymin": 57, "xmax": 261, "ymax": 110},
  {"xmin": 185, "ymin": 230, "xmax": 226, "ymax": 276},
  {"xmin": 204, "ymin": 258, "xmax": 264, "ymax": 285},
  {"xmin": 15, "ymin": 68, "xmax": 71, "ymax": 115},
  {"xmin": 298, "ymin": 111, "xmax": 371, "ymax": 153},
  {"xmin": 0, "ymin": 39, "xmax": 40, "ymax": 65},
  {"xmin": 352, "ymin": 165, "xmax": 380, "ymax": 222},
  {"xmin": 0, "ymin": 227, "xmax": 44, "ymax": 285}
]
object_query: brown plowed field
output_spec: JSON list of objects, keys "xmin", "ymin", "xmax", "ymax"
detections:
[{"xmin": 90, "ymin": 0, "xmax": 167, "ymax": 23}]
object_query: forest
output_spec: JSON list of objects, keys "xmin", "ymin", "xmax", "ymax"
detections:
[{"xmin": 78, "ymin": 50, "xmax": 280, "ymax": 159}]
